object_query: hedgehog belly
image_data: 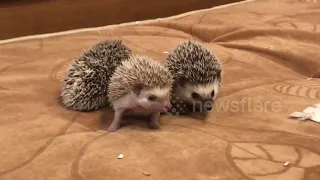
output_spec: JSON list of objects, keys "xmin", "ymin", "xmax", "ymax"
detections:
[
  {"xmin": 166, "ymin": 93, "xmax": 204, "ymax": 116},
  {"xmin": 166, "ymin": 98, "xmax": 190, "ymax": 116},
  {"xmin": 124, "ymin": 106, "xmax": 155, "ymax": 117},
  {"xmin": 167, "ymin": 101, "xmax": 208, "ymax": 116}
]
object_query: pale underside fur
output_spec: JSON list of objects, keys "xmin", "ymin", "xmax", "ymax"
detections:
[{"xmin": 112, "ymin": 87, "xmax": 171, "ymax": 116}]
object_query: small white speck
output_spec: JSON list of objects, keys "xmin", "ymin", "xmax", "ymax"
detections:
[
  {"xmin": 117, "ymin": 154, "xmax": 124, "ymax": 159},
  {"xmin": 135, "ymin": 21, "xmax": 140, "ymax": 24},
  {"xmin": 163, "ymin": 51, "xmax": 169, "ymax": 54},
  {"xmin": 307, "ymin": 78, "xmax": 313, "ymax": 80},
  {"xmin": 283, "ymin": 162, "xmax": 290, "ymax": 166}
]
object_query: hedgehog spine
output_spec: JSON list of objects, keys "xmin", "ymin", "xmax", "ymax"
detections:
[{"xmin": 60, "ymin": 39, "xmax": 131, "ymax": 112}]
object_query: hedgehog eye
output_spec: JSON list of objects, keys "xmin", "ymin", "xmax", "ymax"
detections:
[
  {"xmin": 191, "ymin": 92, "xmax": 200, "ymax": 99},
  {"xmin": 211, "ymin": 90, "xmax": 215, "ymax": 97},
  {"xmin": 148, "ymin": 95, "xmax": 157, "ymax": 101}
]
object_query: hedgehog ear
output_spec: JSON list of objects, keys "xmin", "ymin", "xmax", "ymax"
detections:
[
  {"xmin": 132, "ymin": 83, "xmax": 145, "ymax": 95},
  {"xmin": 178, "ymin": 77, "xmax": 188, "ymax": 87}
]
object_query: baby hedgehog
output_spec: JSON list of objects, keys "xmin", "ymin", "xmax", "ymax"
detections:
[
  {"xmin": 60, "ymin": 39, "xmax": 131, "ymax": 111},
  {"xmin": 107, "ymin": 55, "xmax": 173, "ymax": 132},
  {"xmin": 165, "ymin": 40, "xmax": 222, "ymax": 115}
]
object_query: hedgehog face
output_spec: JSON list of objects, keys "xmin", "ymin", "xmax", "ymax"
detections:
[
  {"xmin": 174, "ymin": 77, "xmax": 220, "ymax": 112},
  {"xmin": 133, "ymin": 84, "xmax": 172, "ymax": 113}
]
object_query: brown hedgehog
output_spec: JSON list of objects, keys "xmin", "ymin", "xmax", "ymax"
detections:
[
  {"xmin": 107, "ymin": 55, "xmax": 173, "ymax": 132},
  {"xmin": 60, "ymin": 39, "xmax": 131, "ymax": 111}
]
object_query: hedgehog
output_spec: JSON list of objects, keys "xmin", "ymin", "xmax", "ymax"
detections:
[
  {"xmin": 164, "ymin": 40, "xmax": 223, "ymax": 115},
  {"xmin": 107, "ymin": 55, "xmax": 174, "ymax": 132},
  {"xmin": 60, "ymin": 39, "xmax": 132, "ymax": 111}
]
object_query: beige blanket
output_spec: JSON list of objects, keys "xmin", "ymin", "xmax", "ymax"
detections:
[{"xmin": 1, "ymin": 0, "xmax": 320, "ymax": 179}]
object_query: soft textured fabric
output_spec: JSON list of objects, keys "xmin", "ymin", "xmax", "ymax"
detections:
[
  {"xmin": 1, "ymin": 0, "xmax": 320, "ymax": 179},
  {"xmin": 0, "ymin": 0, "xmax": 242, "ymax": 40}
]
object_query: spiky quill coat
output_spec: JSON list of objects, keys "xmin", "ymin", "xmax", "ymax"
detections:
[
  {"xmin": 108, "ymin": 55, "xmax": 174, "ymax": 103},
  {"xmin": 165, "ymin": 40, "xmax": 223, "ymax": 115},
  {"xmin": 60, "ymin": 39, "xmax": 132, "ymax": 111}
]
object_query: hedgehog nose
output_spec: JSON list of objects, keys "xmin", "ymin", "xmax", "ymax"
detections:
[
  {"xmin": 166, "ymin": 102, "xmax": 172, "ymax": 109},
  {"xmin": 205, "ymin": 101, "xmax": 213, "ymax": 111},
  {"xmin": 162, "ymin": 100, "xmax": 171, "ymax": 108}
]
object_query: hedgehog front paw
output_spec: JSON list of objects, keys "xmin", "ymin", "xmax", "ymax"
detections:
[
  {"xmin": 149, "ymin": 112, "xmax": 160, "ymax": 129},
  {"xmin": 107, "ymin": 124, "xmax": 120, "ymax": 132},
  {"xmin": 149, "ymin": 121, "xmax": 160, "ymax": 129}
]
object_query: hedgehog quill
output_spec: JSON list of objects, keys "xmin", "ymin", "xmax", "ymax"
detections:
[
  {"xmin": 107, "ymin": 55, "xmax": 174, "ymax": 132},
  {"xmin": 165, "ymin": 40, "xmax": 223, "ymax": 115},
  {"xmin": 60, "ymin": 39, "xmax": 131, "ymax": 112}
]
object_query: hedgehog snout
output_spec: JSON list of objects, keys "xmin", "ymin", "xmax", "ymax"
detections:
[
  {"xmin": 206, "ymin": 102, "xmax": 213, "ymax": 111},
  {"xmin": 193, "ymin": 99, "xmax": 214, "ymax": 112},
  {"xmin": 166, "ymin": 101, "xmax": 172, "ymax": 109},
  {"xmin": 151, "ymin": 100, "xmax": 171, "ymax": 113},
  {"xmin": 203, "ymin": 99, "xmax": 214, "ymax": 111},
  {"xmin": 162, "ymin": 101, "xmax": 172, "ymax": 113}
]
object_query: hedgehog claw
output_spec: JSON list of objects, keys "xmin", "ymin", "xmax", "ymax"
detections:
[
  {"xmin": 107, "ymin": 124, "xmax": 120, "ymax": 132},
  {"xmin": 149, "ymin": 121, "xmax": 160, "ymax": 129},
  {"xmin": 149, "ymin": 112, "xmax": 160, "ymax": 129},
  {"xmin": 107, "ymin": 109, "xmax": 124, "ymax": 132}
]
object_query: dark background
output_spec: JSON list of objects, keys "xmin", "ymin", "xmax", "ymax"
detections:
[{"xmin": 0, "ymin": 0, "xmax": 242, "ymax": 40}]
